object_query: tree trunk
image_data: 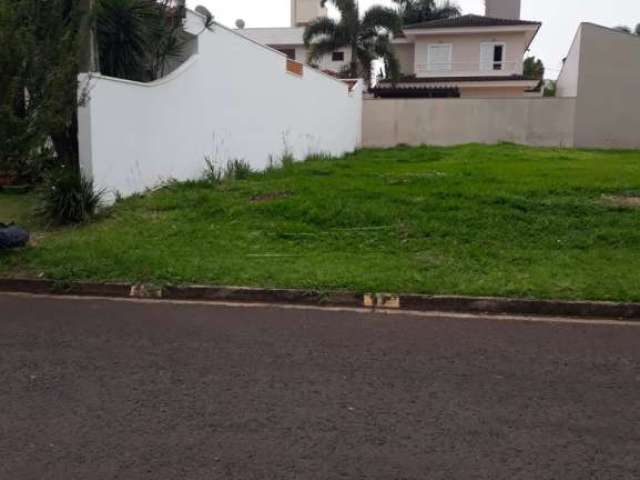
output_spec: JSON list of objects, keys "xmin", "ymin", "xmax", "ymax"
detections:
[{"xmin": 51, "ymin": 115, "xmax": 79, "ymax": 173}]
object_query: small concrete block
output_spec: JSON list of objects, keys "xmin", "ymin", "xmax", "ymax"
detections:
[
  {"xmin": 363, "ymin": 294, "xmax": 376, "ymax": 307},
  {"xmin": 377, "ymin": 294, "xmax": 400, "ymax": 309},
  {"xmin": 130, "ymin": 284, "xmax": 163, "ymax": 299}
]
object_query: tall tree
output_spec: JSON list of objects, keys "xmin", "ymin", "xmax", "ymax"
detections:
[
  {"xmin": 0, "ymin": 0, "xmax": 86, "ymax": 173},
  {"xmin": 523, "ymin": 56, "xmax": 545, "ymax": 80},
  {"xmin": 392, "ymin": 0, "xmax": 460, "ymax": 26},
  {"xmin": 304, "ymin": 0, "xmax": 402, "ymax": 84}
]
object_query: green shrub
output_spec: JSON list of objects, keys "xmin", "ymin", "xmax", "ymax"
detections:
[
  {"xmin": 304, "ymin": 152, "xmax": 334, "ymax": 162},
  {"xmin": 280, "ymin": 151, "xmax": 296, "ymax": 169},
  {"xmin": 203, "ymin": 155, "xmax": 223, "ymax": 183},
  {"xmin": 203, "ymin": 158, "xmax": 253, "ymax": 183},
  {"xmin": 38, "ymin": 169, "xmax": 103, "ymax": 225},
  {"xmin": 224, "ymin": 159, "xmax": 253, "ymax": 180}
]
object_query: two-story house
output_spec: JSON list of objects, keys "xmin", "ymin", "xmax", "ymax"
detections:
[
  {"xmin": 378, "ymin": 0, "xmax": 541, "ymax": 98},
  {"xmin": 240, "ymin": 0, "xmax": 541, "ymax": 98}
]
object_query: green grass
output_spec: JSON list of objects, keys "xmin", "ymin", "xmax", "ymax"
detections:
[
  {"xmin": 0, "ymin": 191, "xmax": 39, "ymax": 229},
  {"xmin": 1, "ymin": 144, "xmax": 640, "ymax": 301}
]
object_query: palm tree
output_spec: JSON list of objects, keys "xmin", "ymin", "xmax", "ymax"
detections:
[
  {"xmin": 392, "ymin": 0, "xmax": 460, "ymax": 26},
  {"xmin": 303, "ymin": 0, "xmax": 402, "ymax": 84}
]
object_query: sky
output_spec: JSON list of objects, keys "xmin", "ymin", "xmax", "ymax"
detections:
[{"xmin": 190, "ymin": 0, "xmax": 640, "ymax": 79}]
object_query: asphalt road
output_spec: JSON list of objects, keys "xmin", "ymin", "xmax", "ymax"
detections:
[{"xmin": 1, "ymin": 293, "xmax": 639, "ymax": 480}]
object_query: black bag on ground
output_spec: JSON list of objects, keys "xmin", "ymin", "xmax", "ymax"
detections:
[{"xmin": 0, "ymin": 223, "xmax": 30, "ymax": 249}]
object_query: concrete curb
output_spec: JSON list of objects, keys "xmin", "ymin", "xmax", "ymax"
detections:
[{"xmin": 0, "ymin": 278, "xmax": 638, "ymax": 320}]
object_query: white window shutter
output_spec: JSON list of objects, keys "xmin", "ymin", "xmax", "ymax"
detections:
[
  {"xmin": 428, "ymin": 45, "xmax": 452, "ymax": 72},
  {"xmin": 480, "ymin": 44, "xmax": 494, "ymax": 72}
]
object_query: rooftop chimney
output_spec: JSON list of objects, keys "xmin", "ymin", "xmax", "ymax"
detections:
[
  {"xmin": 291, "ymin": 0, "xmax": 327, "ymax": 27},
  {"xmin": 485, "ymin": 0, "xmax": 521, "ymax": 20}
]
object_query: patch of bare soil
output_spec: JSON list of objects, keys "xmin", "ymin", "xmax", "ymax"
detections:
[
  {"xmin": 601, "ymin": 195, "xmax": 640, "ymax": 209},
  {"xmin": 250, "ymin": 192, "xmax": 291, "ymax": 204}
]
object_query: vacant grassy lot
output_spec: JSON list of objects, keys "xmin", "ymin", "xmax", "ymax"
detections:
[{"xmin": 1, "ymin": 144, "xmax": 640, "ymax": 301}]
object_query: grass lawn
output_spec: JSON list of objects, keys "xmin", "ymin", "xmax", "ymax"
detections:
[
  {"xmin": 0, "ymin": 191, "xmax": 39, "ymax": 229},
  {"xmin": 1, "ymin": 143, "xmax": 640, "ymax": 302}
]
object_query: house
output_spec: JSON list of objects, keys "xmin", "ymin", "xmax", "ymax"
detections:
[
  {"xmin": 239, "ymin": 0, "xmax": 352, "ymax": 75},
  {"xmin": 377, "ymin": 0, "xmax": 542, "ymax": 98},
  {"xmin": 241, "ymin": 0, "xmax": 541, "ymax": 98}
]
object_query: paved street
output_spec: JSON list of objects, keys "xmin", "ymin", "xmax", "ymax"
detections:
[{"xmin": 0, "ymin": 293, "xmax": 639, "ymax": 480}]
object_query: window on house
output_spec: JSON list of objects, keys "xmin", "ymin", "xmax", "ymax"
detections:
[
  {"xmin": 480, "ymin": 43, "xmax": 505, "ymax": 72},
  {"xmin": 332, "ymin": 51, "xmax": 345, "ymax": 62},
  {"xmin": 427, "ymin": 44, "xmax": 452, "ymax": 72}
]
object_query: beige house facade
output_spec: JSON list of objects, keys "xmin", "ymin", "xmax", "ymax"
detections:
[
  {"xmin": 376, "ymin": 13, "xmax": 542, "ymax": 98},
  {"xmin": 240, "ymin": 0, "xmax": 352, "ymax": 75}
]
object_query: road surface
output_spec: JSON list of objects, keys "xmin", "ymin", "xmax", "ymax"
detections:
[{"xmin": 1, "ymin": 293, "xmax": 639, "ymax": 479}]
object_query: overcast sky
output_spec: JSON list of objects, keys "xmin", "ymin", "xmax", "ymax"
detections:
[{"xmin": 191, "ymin": 0, "xmax": 640, "ymax": 79}]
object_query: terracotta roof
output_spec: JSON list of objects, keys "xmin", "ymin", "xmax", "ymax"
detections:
[
  {"xmin": 404, "ymin": 14, "xmax": 540, "ymax": 30},
  {"xmin": 380, "ymin": 75, "xmax": 537, "ymax": 85}
]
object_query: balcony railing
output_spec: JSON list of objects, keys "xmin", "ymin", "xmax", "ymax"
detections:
[{"xmin": 416, "ymin": 61, "xmax": 522, "ymax": 77}]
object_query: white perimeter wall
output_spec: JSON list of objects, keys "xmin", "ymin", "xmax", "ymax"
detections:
[
  {"xmin": 362, "ymin": 97, "xmax": 576, "ymax": 148},
  {"xmin": 79, "ymin": 11, "xmax": 362, "ymax": 200}
]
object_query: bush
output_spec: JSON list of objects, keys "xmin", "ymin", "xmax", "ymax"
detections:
[
  {"xmin": 203, "ymin": 158, "xmax": 253, "ymax": 183},
  {"xmin": 224, "ymin": 159, "xmax": 253, "ymax": 180},
  {"xmin": 280, "ymin": 151, "xmax": 295, "ymax": 169},
  {"xmin": 304, "ymin": 152, "xmax": 334, "ymax": 162},
  {"xmin": 203, "ymin": 155, "xmax": 223, "ymax": 183},
  {"xmin": 39, "ymin": 169, "xmax": 103, "ymax": 225}
]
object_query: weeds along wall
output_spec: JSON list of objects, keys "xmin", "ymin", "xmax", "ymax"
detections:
[{"xmin": 78, "ymin": 10, "xmax": 363, "ymax": 201}]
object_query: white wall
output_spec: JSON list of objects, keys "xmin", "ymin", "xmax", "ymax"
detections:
[
  {"xmin": 556, "ymin": 26, "xmax": 581, "ymax": 98},
  {"xmin": 362, "ymin": 97, "xmax": 576, "ymax": 148},
  {"xmin": 78, "ymin": 11, "xmax": 362, "ymax": 200}
]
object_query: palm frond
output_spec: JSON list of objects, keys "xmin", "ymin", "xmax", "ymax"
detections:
[
  {"xmin": 95, "ymin": 0, "xmax": 157, "ymax": 80},
  {"xmin": 303, "ymin": 16, "xmax": 338, "ymax": 46},
  {"xmin": 307, "ymin": 38, "xmax": 339, "ymax": 63},
  {"xmin": 397, "ymin": 0, "xmax": 460, "ymax": 25},
  {"xmin": 361, "ymin": 6, "xmax": 402, "ymax": 34}
]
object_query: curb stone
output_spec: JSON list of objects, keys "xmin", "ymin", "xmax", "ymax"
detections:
[{"xmin": 0, "ymin": 278, "xmax": 638, "ymax": 321}]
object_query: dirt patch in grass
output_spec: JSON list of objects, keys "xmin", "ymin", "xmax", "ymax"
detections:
[
  {"xmin": 250, "ymin": 191, "xmax": 291, "ymax": 204},
  {"xmin": 601, "ymin": 195, "xmax": 640, "ymax": 208}
]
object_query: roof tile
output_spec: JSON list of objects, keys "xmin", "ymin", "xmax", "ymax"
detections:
[{"xmin": 404, "ymin": 14, "xmax": 540, "ymax": 30}]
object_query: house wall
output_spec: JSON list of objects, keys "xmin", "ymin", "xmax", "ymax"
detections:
[
  {"xmin": 291, "ymin": 0, "xmax": 327, "ymax": 27},
  {"xmin": 394, "ymin": 43, "xmax": 415, "ymax": 76},
  {"xmin": 569, "ymin": 24, "xmax": 640, "ymax": 149},
  {"xmin": 459, "ymin": 86, "xmax": 534, "ymax": 98},
  {"xmin": 555, "ymin": 27, "xmax": 581, "ymax": 98},
  {"xmin": 485, "ymin": 0, "xmax": 521, "ymax": 20},
  {"xmin": 293, "ymin": 46, "xmax": 352, "ymax": 73},
  {"xmin": 78, "ymin": 12, "xmax": 362, "ymax": 201},
  {"xmin": 362, "ymin": 98, "xmax": 576, "ymax": 148},
  {"xmin": 411, "ymin": 32, "xmax": 527, "ymax": 77},
  {"xmin": 239, "ymin": 28, "xmax": 351, "ymax": 73}
]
